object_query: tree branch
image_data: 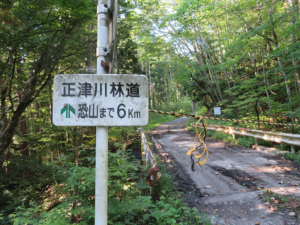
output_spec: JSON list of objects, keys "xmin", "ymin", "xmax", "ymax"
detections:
[
  {"xmin": 228, "ymin": 9, "xmax": 275, "ymax": 43},
  {"xmin": 8, "ymin": 49, "xmax": 18, "ymax": 112}
]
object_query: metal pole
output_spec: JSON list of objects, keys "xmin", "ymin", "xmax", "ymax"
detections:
[
  {"xmin": 96, "ymin": 0, "xmax": 108, "ymax": 224},
  {"xmin": 95, "ymin": 127, "xmax": 108, "ymax": 224},
  {"xmin": 291, "ymin": 145, "xmax": 295, "ymax": 154}
]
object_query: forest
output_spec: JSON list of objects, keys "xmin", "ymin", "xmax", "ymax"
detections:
[{"xmin": 0, "ymin": 0, "xmax": 300, "ymax": 224}]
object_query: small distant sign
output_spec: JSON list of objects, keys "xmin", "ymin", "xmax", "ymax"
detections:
[
  {"xmin": 214, "ymin": 107, "xmax": 221, "ymax": 115},
  {"xmin": 53, "ymin": 74, "xmax": 148, "ymax": 126}
]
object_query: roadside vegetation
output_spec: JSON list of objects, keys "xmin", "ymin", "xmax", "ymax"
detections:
[
  {"xmin": 184, "ymin": 107, "xmax": 261, "ymax": 149},
  {"xmin": 278, "ymin": 152, "xmax": 300, "ymax": 166},
  {"xmin": 183, "ymin": 104, "xmax": 298, "ymax": 151},
  {"xmin": 185, "ymin": 117, "xmax": 264, "ymax": 149},
  {"xmin": 0, "ymin": 96, "xmax": 212, "ymax": 224},
  {"xmin": 185, "ymin": 116, "xmax": 296, "ymax": 150},
  {"xmin": 261, "ymin": 188, "xmax": 300, "ymax": 215},
  {"xmin": 143, "ymin": 96, "xmax": 194, "ymax": 133},
  {"xmin": 2, "ymin": 0, "xmax": 300, "ymax": 224}
]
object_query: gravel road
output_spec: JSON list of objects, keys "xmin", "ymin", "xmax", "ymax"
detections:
[{"xmin": 149, "ymin": 117, "xmax": 300, "ymax": 225}]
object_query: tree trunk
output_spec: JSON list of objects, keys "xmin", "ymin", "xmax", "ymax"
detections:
[
  {"xmin": 73, "ymin": 127, "xmax": 80, "ymax": 166},
  {"xmin": 192, "ymin": 102, "xmax": 195, "ymax": 115},
  {"xmin": 36, "ymin": 103, "xmax": 41, "ymax": 133},
  {"xmin": 191, "ymin": 74, "xmax": 217, "ymax": 106},
  {"xmin": 254, "ymin": 100, "xmax": 260, "ymax": 148},
  {"xmin": 20, "ymin": 115, "xmax": 30, "ymax": 182},
  {"xmin": 192, "ymin": 102, "xmax": 195, "ymax": 121},
  {"xmin": 149, "ymin": 58, "xmax": 153, "ymax": 110},
  {"xmin": 262, "ymin": 51, "xmax": 277, "ymax": 132},
  {"xmin": 264, "ymin": 0, "xmax": 295, "ymax": 131},
  {"xmin": 213, "ymin": 9, "xmax": 231, "ymax": 89},
  {"xmin": 288, "ymin": 0, "xmax": 300, "ymax": 125},
  {"xmin": 87, "ymin": 23, "xmax": 94, "ymax": 73},
  {"xmin": 169, "ymin": 58, "xmax": 173, "ymax": 95}
]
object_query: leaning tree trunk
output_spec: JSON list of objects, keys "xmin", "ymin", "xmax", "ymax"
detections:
[{"xmin": 149, "ymin": 58, "xmax": 153, "ymax": 110}]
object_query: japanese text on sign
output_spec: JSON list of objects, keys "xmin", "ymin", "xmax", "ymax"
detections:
[
  {"xmin": 53, "ymin": 74, "xmax": 148, "ymax": 126},
  {"xmin": 61, "ymin": 82, "xmax": 140, "ymax": 98}
]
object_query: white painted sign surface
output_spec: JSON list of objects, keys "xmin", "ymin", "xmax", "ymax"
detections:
[
  {"xmin": 214, "ymin": 107, "xmax": 221, "ymax": 115},
  {"xmin": 53, "ymin": 74, "xmax": 148, "ymax": 126}
]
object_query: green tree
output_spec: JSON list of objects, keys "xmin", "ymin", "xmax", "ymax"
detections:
[{"xmin": 0, "ymin": 0, "xmax": 97, "ymax": 168}]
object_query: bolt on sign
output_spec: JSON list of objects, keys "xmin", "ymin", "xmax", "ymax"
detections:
[{"xmin": 53, "ymin": 74, "xmax": 148, "ymax": 126}]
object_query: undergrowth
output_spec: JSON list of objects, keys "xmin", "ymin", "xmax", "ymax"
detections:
[
  {"xmin": 3, "ymin": 148, "xmax": 210, "ymax": 224},
  {"xmin": 1, "ymin": 96, "xmax": 211, "ymax": 224},
  {"xmin": 261, "ymin": 188, "xmax": 300, "ymax": 213},
  {"xmin": 278, "ymin": 152, "xmax": 300, "ymax": 165},
  {"xmin": 182, "ymin": 104, "xmax": 299, "ymax": 151},
  {"xmin": 155, "ymin": 96, "xmax": 195, "ymax": 115},
  {"xmin": 183, "ymin": 111, "xmax": 289, "ymax": 149},
  {"xmin": 184, "ymin": 117, "xmax": 256, "ymax": 148}
]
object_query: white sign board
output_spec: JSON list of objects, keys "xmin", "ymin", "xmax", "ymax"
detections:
[
  {"xmin": 214, "ymin": 107, "xmax": 221, "ymax": 115},
  {"xmin": 53, "ymin": 74, "xmax": 148, "ymax": 126}
]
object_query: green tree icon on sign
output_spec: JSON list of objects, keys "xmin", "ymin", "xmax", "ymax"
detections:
[{"xmin": 61, "ymin": 104, "xmax": 75, "ymax": 118}]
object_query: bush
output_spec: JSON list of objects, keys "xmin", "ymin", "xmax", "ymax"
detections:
[
  {"xmin": 279, "ymin": 152, "xmax": 300, "ymax": 165},
  {"xmin": 156, "ymin": 96, "xmax": 193, "ymax": 114},
  {"xmin": 6, "ymin": 148, "xmax": 211, "ymax": 225}
]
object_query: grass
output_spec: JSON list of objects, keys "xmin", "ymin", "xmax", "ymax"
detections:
[
  {"xmin": 109, "ymin": 99, "xmax": 299, "ymax": 224},
  {"xmin": 109, "ymin": 96, "xmax": 197, "ymax": 142},
  {"xmin": 184, "ymin": 111, "xmax": 284, "ymax": 149},
  {"xmin": 278, "ymin": 152, "xmax": 300, "ymax": 165},
  {"xmin": 144, "ymin": 112, "xmax": 176, "ymax": 133},
  {"xmin": 182, "ymin": 105, "xmax": 297, "ymax": 150},
  {"xmin": 108, "ymin": 96, "xmax": 205, "ymax": 149},
  {"xmin": 184, "ymin": 117, "xmax": 257, "ymax": 148},
  {"xmin": 102, "ymin": 98, "xmax": 212, "ymax": 224},
  {"xmin": 151, "ymin": 153, "xmax": 212, "ymax": 225},
  {"xmin": 262, "ymin": 188, "xmax": 300, "ymax": 212},
  {"xmin": 143, "ymin": 96, "xmax": 204, "ymax": 133},
  {"xmin": 138, "ymin": 98, "xmax": 212, "ymax": 224}
]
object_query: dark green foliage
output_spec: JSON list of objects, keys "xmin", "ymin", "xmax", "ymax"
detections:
[
  {"xmin": 0, "ymin": 0, "xmax": 211, "ymax": 224},
  {"xmin": 280, "ymin": 152, "xmax": 300, "ymax": 165},
  {"xmin": 1, "ymin": 145, "xmax": 209, "ymax": 224}
]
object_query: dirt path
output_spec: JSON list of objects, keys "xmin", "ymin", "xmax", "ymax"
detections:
[{"xmin": 149, "ymin": 117, "xmax": 300, "ymax": 225}]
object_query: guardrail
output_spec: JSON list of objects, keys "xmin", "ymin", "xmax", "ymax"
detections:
[
  {"xmin": 192, "ymin": 123, "xmax": 300, "ymax": 153},
  {"xmin": 138, "ymin": 128, "xmax": 156, "ymax": 167},
  {"xmin": 138, "ymin": 128, "xmax": 161, "ymax": 194}
]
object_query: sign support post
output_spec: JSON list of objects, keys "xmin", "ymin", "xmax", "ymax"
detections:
[
  {"xmin": 52, "ymin": 2, "xmax": 147, "ymax": 225},
  {"xmin": 96, "ymin": 0, "xmax": 108, "ymax": 224}
]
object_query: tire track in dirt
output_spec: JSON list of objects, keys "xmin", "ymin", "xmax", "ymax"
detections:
[{"xmin": 149, "ymin": 117, "xmax": 300, "ymax": 225}]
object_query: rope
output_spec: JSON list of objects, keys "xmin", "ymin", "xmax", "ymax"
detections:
[
  {"xmin": 148, "ymin": 109, "xmax": 300, "ymax": 128},
  {"xmin": 186, "ymin": 116, "xmax": 209, "ymax": 166},
  {"xmin": 149, "ymin": 109, "xmax": 298, "ymax": 167}
]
